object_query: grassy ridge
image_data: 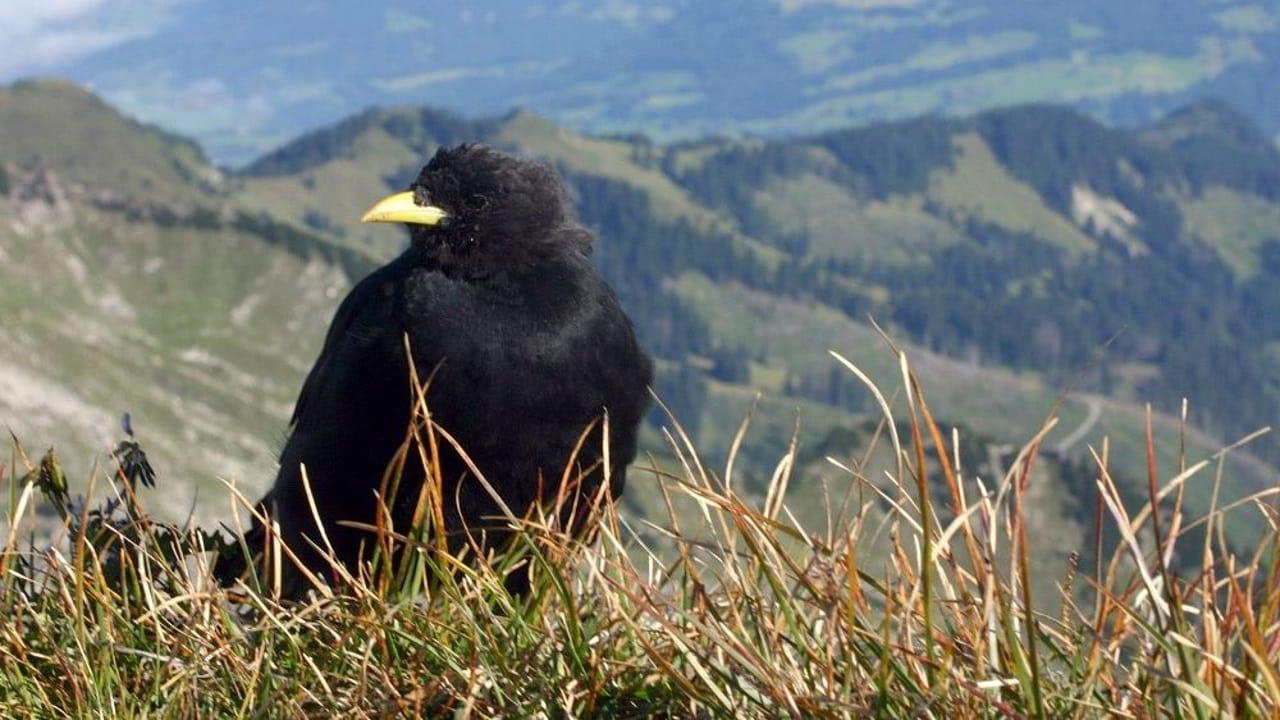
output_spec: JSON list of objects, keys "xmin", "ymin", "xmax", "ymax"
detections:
[{"xmin": 1, "ymin": 351, "xmax": 1275, "ymax": 717}]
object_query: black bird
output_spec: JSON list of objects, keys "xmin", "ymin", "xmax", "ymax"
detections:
[{"xmin": 222, "ymin": 144, "xmax": 652, "ymax": 594}]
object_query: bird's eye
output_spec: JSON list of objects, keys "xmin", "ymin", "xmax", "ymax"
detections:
[{"xmin": 464, "ymin": 194, "xmax": 490, "ymax": 211}]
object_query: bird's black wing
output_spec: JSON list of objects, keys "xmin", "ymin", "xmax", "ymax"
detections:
[{"xmin": 217, "ymin": 267, "xmax": 396, "ymax": 589}]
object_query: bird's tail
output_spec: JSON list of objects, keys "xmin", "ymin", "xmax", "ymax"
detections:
[{"xmin": 211, "ymin": 492, "xmax": 272, "ymax": 588}]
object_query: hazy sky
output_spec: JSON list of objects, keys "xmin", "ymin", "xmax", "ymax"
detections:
[{"xmin": 0, "ymin": 0, "xmax": 176, "ymax": 79}]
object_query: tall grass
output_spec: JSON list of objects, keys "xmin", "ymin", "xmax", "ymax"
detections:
[{"xmin": 0, "ymin": 350, "xmax": 1277, "ymax": 717}]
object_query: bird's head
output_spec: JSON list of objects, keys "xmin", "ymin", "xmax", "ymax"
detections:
[{"xmin": 361, "ymin": 144, "xmax": 590, "ymax": 278}]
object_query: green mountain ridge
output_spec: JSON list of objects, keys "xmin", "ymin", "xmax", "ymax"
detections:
[{"xmin": 0, "ymin": 79, "xmax": 1275, "ymax": 574}]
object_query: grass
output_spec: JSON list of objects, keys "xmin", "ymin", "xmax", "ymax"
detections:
[
  {"xmin": 1, "ymin": 348, "xmax": 1278, "ymax": 717},
  {"xmin": 1179, "ymin": 186, "xmax": 1280, "ymax": 281},
  {"xmin": 752, "ymin": 174, "xmax": 963, "ymax": 266},
  {"xmin": 927, "ymin": 134, "xmax": 1095, "ymax": 256}
]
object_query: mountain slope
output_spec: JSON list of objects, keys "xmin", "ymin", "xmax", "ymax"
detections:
[
  {"xmin": 0, "ymin": 82, "xmax": 356, "ymax": 518},
  {"xmin": 0, "ymin": 80, "xmax": 1275, "ymax": 565},
  {"xmin": 0, "ymin": 79, "xmax": 216, "ymax": 202}
]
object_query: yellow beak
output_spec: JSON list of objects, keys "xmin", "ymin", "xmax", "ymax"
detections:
[{"xmin": 360, "ymin": 191, "xmax": 449, "ymax": 226}]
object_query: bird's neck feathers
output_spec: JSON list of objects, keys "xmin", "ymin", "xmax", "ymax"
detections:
[{"xmin": 409, "ymin": 225, "xmax": 592, "ymax": 282}]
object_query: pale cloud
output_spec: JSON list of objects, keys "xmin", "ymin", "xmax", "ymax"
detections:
[{"xmin": 0, "ymin": 0, "xmax": 177, "ymax": 79}]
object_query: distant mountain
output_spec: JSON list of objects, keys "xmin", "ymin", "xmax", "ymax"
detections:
[
  {"xmin": 32, "ymin": 0, "xmax": 1280, "ymax": 164},
  {"xmin": 0, "ymin": 80, "xmax": 363, "ymax": 517},
  {"xmin": 1, "ymin": 79, "xmax": 1276, "ymax": 575}
]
